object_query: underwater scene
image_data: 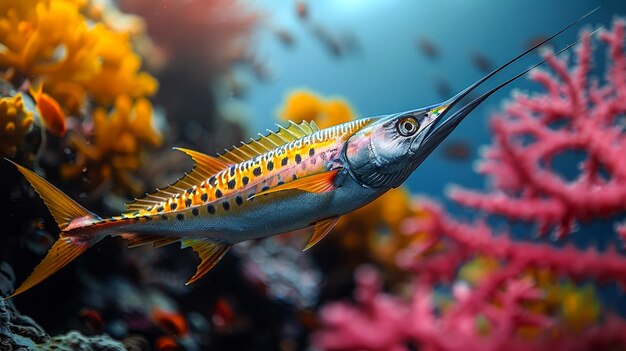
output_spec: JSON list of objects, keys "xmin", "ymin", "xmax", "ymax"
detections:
[{"xmin": 2, "ymin": 0, "xmax": 626, "ymax": 350}]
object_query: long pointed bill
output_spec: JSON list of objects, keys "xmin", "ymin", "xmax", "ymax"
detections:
[{"xmin": 410, "ymin": 19, "xmax": 601, "ymax": 166}]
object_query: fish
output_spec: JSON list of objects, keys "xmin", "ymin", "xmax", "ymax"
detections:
[
  {"xmin": 2, "ymin": 9, "xmax": 598, "ymax": 299},
  {"xmin": 29, "ymin": 83, "xmax": 67, "ymax": 137},
  {"xmin": 295, "ymin": 1, "xmax": 308, "ymax": 20},
  {"xmin": 470, "ymin": 51, "xmax": 495, "ymax": 73},
  {"xmin": 416, "ymin": 37, "xmax": 440, "ymax": 59}
]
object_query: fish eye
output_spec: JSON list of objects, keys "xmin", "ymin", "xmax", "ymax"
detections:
[{"xmin": 396, "ymin": 117, "xmax": 419, "ymax": 137}]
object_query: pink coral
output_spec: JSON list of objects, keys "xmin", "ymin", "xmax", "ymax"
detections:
[
  {"xmin": 448, "ymin": 20, "xmax": 626, "ymax": 238},
  {"xmin": 313, "ymin": 20, "xmax": 626, "ymax": 351}
]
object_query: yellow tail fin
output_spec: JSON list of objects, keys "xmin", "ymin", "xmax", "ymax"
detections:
[{"xmin": 5, "ymin": 159, "xmax": 102, "ymax": 299}]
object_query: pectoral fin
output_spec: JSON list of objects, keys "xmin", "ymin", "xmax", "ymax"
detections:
[
  {"xmin": 181, "ymin": 239, "xmax": 232, "ymax": 285},
  {"xmin": 251, "ymin": 169, "xmax": 339, "ymax": 199},
  {"xmin": 304, "ymin": 217, "xmax": 340, "ymax": 251}
]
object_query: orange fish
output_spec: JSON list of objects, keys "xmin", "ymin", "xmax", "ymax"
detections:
[
  {"xmin": 152, "ymin": 308, "xmax": 189, "ymax": 336},
  {"xmin": 29, "ymin": 83, "xmax": 66, "ymax": 137}
]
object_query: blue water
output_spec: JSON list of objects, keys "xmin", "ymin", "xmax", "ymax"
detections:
[{"xmin": 243, "ymin": 0, "xmax": 618, "ymax": 197}]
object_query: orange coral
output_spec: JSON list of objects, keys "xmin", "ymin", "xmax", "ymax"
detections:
[
  {"xmin": 0, "ymin": 93, "xmax": 35, "ymax": 157},
  {"xmin": 61, "ymin": 95, "xmax": 162, "ymax": 195},
  {"xmin": 278, "ymin": 89, "xmax": 355, "ymax": 128},
  {"xmin": 0, "ymin": 0, "xmax": 157, "ymax": 113}
]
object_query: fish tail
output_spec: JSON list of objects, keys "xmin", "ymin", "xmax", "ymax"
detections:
[{"xmin": 5, "ymin": 159, "xmax": 104, "ymax": 299}]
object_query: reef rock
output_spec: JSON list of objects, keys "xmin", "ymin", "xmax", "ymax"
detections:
[{"xmin": 0, "ymin": 262, "xmax": 126, "ymax": 351}]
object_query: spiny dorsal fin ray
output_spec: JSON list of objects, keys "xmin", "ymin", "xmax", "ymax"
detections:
[
  {"xmin": 216, "ymin": 120, "xmax": 320, "ymax": 164},
  {"xmin": 182, "ymin": 239, "xmax": 232, "ymax": 285},
  {"xmin": 125, "ymin": 149, "xmax": 231, "ymax": 212},
  {"xmin": 251, "ymin": 169, "xmax": 339, "ymax": 199},
  {"xmin": 304, "ymin": 217, "xmax": 340, "ymax": 251}
]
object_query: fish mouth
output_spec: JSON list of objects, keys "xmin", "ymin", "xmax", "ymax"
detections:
[{"xmin": 409, "ymin": 9, "xmax": 600, "ymax": 163}]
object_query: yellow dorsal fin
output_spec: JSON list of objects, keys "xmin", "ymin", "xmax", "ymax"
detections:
[
  {"xmin": 251, "ymin": 169, "xmax": 339, "ymax": 199},
  {"xmin": 125, "ymin": 148, "xmax": 230, "ymax": 211},
  {"xmin": 7, "ymin": 159, "xmax": 94, "ymax": 230},
  {"xmin": 182, "ymin": 239, "xmax": 232, "ymax": 285},
  {"xmin": 304, "ymin": 217, "xmax": 340, "ymax": 251},
  {"xmin": 217, "ymin": 120, "xmax": 320, "ymax": 164}
]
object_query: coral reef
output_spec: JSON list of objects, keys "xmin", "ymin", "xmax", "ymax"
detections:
[
  {"xmin": 0, "ymin": 262, "xmax": 128, "ymax": 351},
  {"xmin": 278, "ymin": 89, "xmax": 356, "ymax": 129},
  {"xmin": 119, "ymin": 0, "xmax": 258, "ymax": 75},
  {"xmin": 447, "ymin": 20, "xmax": 626, "ymax": 239},
  {"xmin": 0, "ymin": 0, "xmax": 157, "ymax": 112},
  {"xmin": 312, "ymin": 20, "xmax": 626, "ymax": 351},
  {"xmin": 61, "ymin": 95, "xmax": 162, "ymax": 196},
  {"xmin": 0, "ymin": 93, "xmax": 35, "ymax": 158}
]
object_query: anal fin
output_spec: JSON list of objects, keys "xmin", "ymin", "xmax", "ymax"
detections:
[
  {"xmin": 181, "ymin": 239, "xmax": 232, "ymax": 285},
  {"xmin": 252, "ymin": 169, "xmax": 339, "ymax": 199},
  {"xmin": 304, "ymin": 217, "xmax": 340, "ymax": 251}
]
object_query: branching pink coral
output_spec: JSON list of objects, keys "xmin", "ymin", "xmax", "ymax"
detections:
[
  {"xmin": 314, "ymin": 265, "xmax": 626, "ymax": 351},
  {"xmin": 448, "ymin": 20, "xmax": 626, "ymax": 238},
  {"xmin": 313, "ymin": 19, "xmax": 626, "ymax": 351}
]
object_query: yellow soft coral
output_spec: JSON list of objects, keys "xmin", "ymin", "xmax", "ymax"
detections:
[
  {"xmin": 0, "ymin": 0, "xmax": 157, "ymax": 112},
  {"xmin": 0, "ymin": 93, "xmax": 34, "ymax": 157},
  {"xmin": 278, "ymin": 89, "xmax": 356, "ymax": 129},
  {"xmin": 61, "ymin": 95, "xmax": 161, "ymax": 195}
]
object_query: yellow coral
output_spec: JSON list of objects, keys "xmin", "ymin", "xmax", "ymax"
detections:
[
  {"xmin": 0, "ymin": 0, "xmax": 157, "ymax": 112},
  {"xmin": 0, "ymin": 93, "xmax": 34, "ymax": 157},
  {"xmin": 61, "ymin": 95, "xmax": 161, "ymax": 195},
  {"xmin": 278, "ymin": 89, "xmax": 356, "ymax": 129}
]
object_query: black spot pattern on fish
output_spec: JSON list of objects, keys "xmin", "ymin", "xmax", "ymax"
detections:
[
  {"xmin": 262, "ymin": 185, "xmax": 269, "ymax": 191},
  {"xmin": 207, "ymin": 205, "xmax": 216, "ymax": 214},
  {"xmin": 228, "ymin": 179, "xmax": 236, "ymax": 190},
  {"xmin": 253, "ymin": 167, "xmax": 262, "ymax": 176},
  {"xmin": 192, "ymin": 208, "xmax": 199, "ymax": 216},
  {"xmin": 236, "ymin": 196, "xmax": 243, "ymax": 206},
  {"xmin": 170, "ymin": 203, "xmax": 177, "ymax": 210},
  {"xmin": 277, "ymin": 180, "xmax": 284, "ymax": 186},
  {"xmin": 230, "ymin": 166, "xmax": 236, "ymax": 176},
  {"xmin": 242, "ymin": 176, "xmax": 249, "ymax": 186},
  {"xmin": 281, "ymin": 157, "xmax": 288, "ymax": 166},
  {"xmin": 209, "ymin": 176, "xmax": 217, "ymax": 186},
  {"xmin": 185, "ymin": 198, "xmax": 192, "ymax": 208},
  {"xmin": 267, "ymin": 161, "xmax": 274, "ymax": 171},
  {"xmin": 186, "ymin": 188, "xmax": 194, "ymax": 195},
  {"xmin": 201, "ymin": 193, "xmax": 208, "ymax": 202},
  {"xmin": 292, "ymin": 174, "xmax": 297, "ymax": 180},
  {"xmin": 157, "ymin": 206, "xmax": 164, "ymax": 212},
  {"xmin": 295, "ymin": 154, "xmax": 302, "ymax": 164},
  {"xmin": 176, "ymin": 214, "xmax": 184, "ymax": 221},
  {"xmin": 309, "ymin": 148, "xmax": 315, "ymax": 156},
  {"xmin": 223, "ymin": 201, "xmax": 230, "ymax": 210},
  {"xmin": 216, "ymin": 189, "xmax": 223, "ymax": 198}
]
